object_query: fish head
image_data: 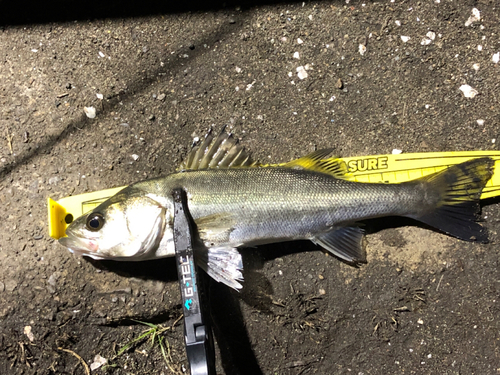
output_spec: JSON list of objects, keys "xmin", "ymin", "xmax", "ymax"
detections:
[{"xmin": 59, "ymin": 187, "xmax": 167, "ymax": 260}]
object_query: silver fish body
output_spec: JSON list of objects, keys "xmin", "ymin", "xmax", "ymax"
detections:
[
  {"xmin": 59, "ymin": 130, "xmax": 494, "ymax": 289},
  {"xmin": 140, "ymin": 167, "xmax": 435, "ymax": 248}
]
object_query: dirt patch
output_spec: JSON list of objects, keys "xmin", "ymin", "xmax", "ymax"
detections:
[{"xmin": 371, "ymin": 227, "xmax": 454, "ymax": 270}]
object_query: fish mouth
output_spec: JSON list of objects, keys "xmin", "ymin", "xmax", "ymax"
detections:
[{"xmin": 59, "ymin": 235, "xmax": 105, "ymax": 260}]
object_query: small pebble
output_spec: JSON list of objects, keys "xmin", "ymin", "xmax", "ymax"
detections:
[
  {"xmin": 5, "ymin": 279, "xmax": 18, "ymax": 292},
  {"xmin": 24, "ymin": 326, "xmax": 35, "ymax": 342},
  {"xmin": 83, "ymin": 106, "xmax": 96, "ymax": 119},
  {"xmin": 48, "ymin": 272, "xmax": 60, "ymax": 287},
  {"xmin": 33, "ymin": 234, "xmax": 43, "ymax": 240},
  {"xmin": 296, "ymin": 66, "xmax": 308, "ymax": 80},
  {"xmin": 90, "ymin": 354, "xmax": 108, "ymax": 371},
  {"xmin": 157, "ymin": 93, "xmax": 166, "ymax": 101},
  {"xmin": 493, "ymin": 52, "xmax": 500, "ymax": 64},
  {"xmin": 465, "ymin": 8, "xmax": 480, "ymax": 27},
  {"xmin": 421, "ymin": 38, "xmax": 432, "ymax": 46},
  {"xmin": 0, "ymin": 282, "xmax": 4, "ymax": 292},
  {"xmin": 459, "ymin": 84, "xmax": 478, "ymax": 98},
  {"xmin": 336, "ymin": 78, "xmax": 343, "ymax": 89},
  {"xmin": 401, "ymin": 36, "xmax": 411, "ymax": 43}
]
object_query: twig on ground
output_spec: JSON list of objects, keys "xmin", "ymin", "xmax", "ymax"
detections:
[
  {"xmin": 6, "ymin": 129, "xmax": 13, "ymax": 154},
  {"xmin": 57, "ymin": 347, "xmax": 90, "ymax": 375}
]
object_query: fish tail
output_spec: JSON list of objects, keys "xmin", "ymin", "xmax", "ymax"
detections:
[{"xmin": 407, "ymin": 157, "xmax": 494, "ymax": 242}]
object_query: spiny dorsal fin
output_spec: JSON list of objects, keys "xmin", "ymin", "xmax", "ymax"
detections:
[
  {"xmin": 178, "ymin": 127, "xmax": 260, "ymax": 171},
  {"xmin": 178, "ymin": 129, "xmax": 346, "ymax": 178},
  {"xmin": 284, "ymin": 149, "xmax": 348, "ymax": 178}
]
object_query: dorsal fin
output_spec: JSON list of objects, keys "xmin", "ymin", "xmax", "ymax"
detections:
[
  {"xmin": 284, "ymin": 149, "xmax": 348, "ymax": 178},
  {"xmin": 178, "ymin": 129, "xmax": 347, "ymax": 178},
  {"xmin": 178, "ymin": 127, "xmax": 260, "ymax": 171}
]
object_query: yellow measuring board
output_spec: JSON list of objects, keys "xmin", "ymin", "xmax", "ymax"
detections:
[
  {"xmin": 47, "ymin": 151, "xmax": 500, "ymax": 240},
  {"xmin": 48, "ymin": 186, "xmax": 125, "ymax": 240}
]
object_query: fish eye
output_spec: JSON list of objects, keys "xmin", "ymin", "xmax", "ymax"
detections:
[{"xmin": 86, "ymin": 213, "xmax": 105, "ymax": 231}]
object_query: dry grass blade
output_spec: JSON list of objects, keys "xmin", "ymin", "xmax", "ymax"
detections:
[{"xmin": 57, "ymin": 347, "xmax": 90, "ymax": 375}]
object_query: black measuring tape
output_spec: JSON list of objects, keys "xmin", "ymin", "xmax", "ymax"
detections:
[{"xmin": 172, "ymin": 189, "xmax": 216, "ymax": 375}]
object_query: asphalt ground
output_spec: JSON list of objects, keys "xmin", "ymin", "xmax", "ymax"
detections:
[{"xmin": 1, "ymin": 1, "xmax": 500, "ymax": 374}]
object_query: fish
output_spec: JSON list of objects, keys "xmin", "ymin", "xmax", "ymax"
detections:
[{"xmin": 59, "ymin": 129, "xmax": 495, "ymax": 290}]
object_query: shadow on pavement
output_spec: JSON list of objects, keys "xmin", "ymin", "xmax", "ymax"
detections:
[
  {"xmin": 208, "ymin": 276, "xmax": 264, "ymax": 375},
  {"xmin": 0, "ymin": 0, "xmax": 336, "ymax": 25}
]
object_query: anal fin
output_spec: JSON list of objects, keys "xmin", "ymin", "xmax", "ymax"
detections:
[
  {"xmin": 195, "ymin": 247, "xmax": 244, "ymax": 290},
  {"xmin": 311, "ymin": 226, "xmax": 366, "ymax": 264}
]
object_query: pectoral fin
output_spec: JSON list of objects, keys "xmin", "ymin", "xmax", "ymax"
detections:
[
  {"xmin": 195, "ymin": 247, "xmax": 244, "ymax": 290},
  {"xmin": 311, "ymin": 226, "xmax": 366, "ymax": 264},
  {"xmin": 194, "ymin": 212, "xmax": 236, "ymax": 241}
]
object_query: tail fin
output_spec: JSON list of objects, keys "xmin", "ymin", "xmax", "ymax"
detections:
[{"xmin": 408, "ymin": 158, "xmax": 494, "ymax": 242}]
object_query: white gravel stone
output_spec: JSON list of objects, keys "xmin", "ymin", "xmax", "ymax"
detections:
[
  {"xmin": 90, "ymin": 354, "xmax": 108, "ymax": 371},
  {"xmin": 83, "ymin": 106, "xmax": 96, "ymax": 118},
  {"xmin": 459, "ymin": 84, "xmax": 478, "ymax": 98},
  {"xmin": 296, "ymin": 66, "xmax": 308, "ymax": 80},
  {"xmin": 465, "ymin": 8, "xmax": 480, "ymax": 27}
]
